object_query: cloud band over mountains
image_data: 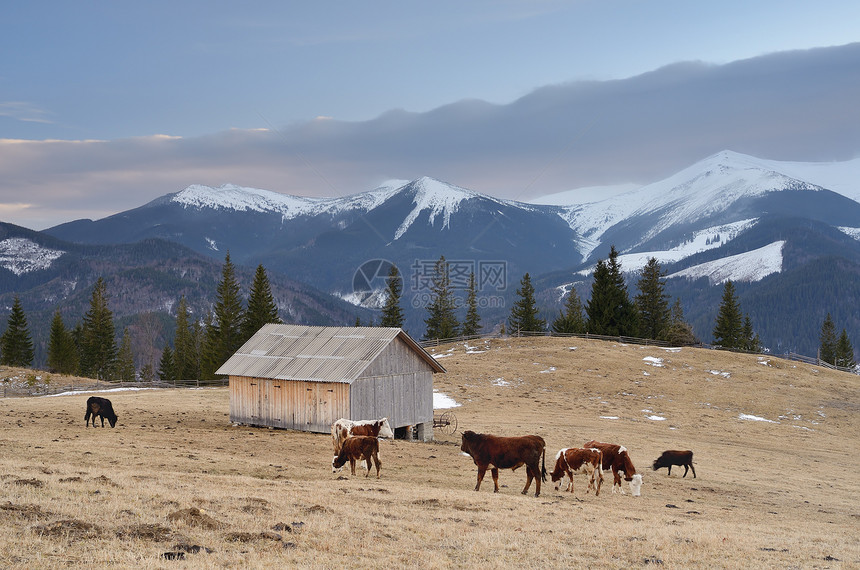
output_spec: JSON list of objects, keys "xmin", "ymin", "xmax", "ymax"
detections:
[{"xmin": 2, "ymin": 43, "xmax": 859, "ymax": 230}]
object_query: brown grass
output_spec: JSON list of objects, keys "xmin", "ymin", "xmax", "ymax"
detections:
[{"xmin": 1, "ymin": 337, "xmax": 858, "ymax": 568}]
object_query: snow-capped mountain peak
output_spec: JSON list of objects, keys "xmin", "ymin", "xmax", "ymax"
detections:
[
  {"xmin": 172, "ymin": 183, "xmax": 327, "ymax": 218},
  {"xmin": 561, "ymin": 150, "xmax": 826, "ymax": 259},
  {"xmin": 394, "ymin": 177, "xmax": 487, "ymax": 239}
]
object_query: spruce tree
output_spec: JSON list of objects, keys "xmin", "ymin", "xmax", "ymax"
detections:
[
  {"xmin": 0, "ymin": 296, "xmax": 34, "ymax": 367},
  {"xmin": 423, "ymin": 256, "xmax": 459, "ymax": 340},
  {"xmin": 819, "ymin": 313, "xmax": 838, "ymax": 364},
  {"xmin": 835, "ymin": 329, "xmax": 856, "ymax": 368},
  {"xmin": 662, "ymin": 299, "xmax": 699, "ymax": 345},
  {"xmin": 742, "ymin": 314, "xmax": 761, "ymax": 352},
  {"xmin": 552, "ymin": 287, "xmax": 586, "ymax": 334},
  {"xmin": 460, "ymin": 272, "xmax": 481, "ymax": 337},
  {"xmin": 47, "ymin": 309, "xmax": 79, "ymax": 374},
  {"xmin": 199, "ymin": 311, "xmax": 219, "ymax": 381},
  {"xmin": 115, "ymin": 328, "xmax": 136, "ymax": 382},
  {"xmin": 242, "ymin": 264, "xmax": 281, "ymax": 341},
  {"xmin": 712, "ymin": 280, "xmax": 743, "ymax": 349},
  {"xmin": 635, "ymin": 257, "xmax": 670, "ymax": 340},
  {"xmin": 379, "ymin": 264, "xmax": 405, "ymax": 328},
  {"xmin": 585, "ymin": 246, "xmax": 638, "ymax": 336},
  {"xmin": 174, "ymin": 296, "xmax": 198, "ymax": 381},
  {"xmin": 508, "ymin": 273, "xmax": 546, "ymax": 334},
  {"xmin": 207, "ymin": 253, "xmax": 245, "ymax": 375},
  {"xmin": 80, "ymin": 278, "xmax": 117, "ymax": 380},
  {"xmin": 158, "ymin": 344, "xmax": 176, "ymax": 384}
]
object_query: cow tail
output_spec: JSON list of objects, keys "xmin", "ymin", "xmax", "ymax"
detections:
[{"xmin": 541, "ymin": 446, "xmax": 547, "ymax": 482}]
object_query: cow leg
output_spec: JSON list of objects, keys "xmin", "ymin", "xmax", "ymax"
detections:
[
  {"xmin": 668, "ymin": 465, "xmax": 673, "ymax": 476},
  {"xmin": 349, "ymin": 458, "xmax": 357, "ymax": 476},
  {"xmin": 524, "ymin": 463, "xmax": 540, "ymax": 496},
  {"xmin": 614, "ymin": 468, "xmax": 625, "ymax": 494},
  {"xmin": 475, "ymin": 466, "xmax": 487, "ymax": 491},
  {"xmin": 682, "ymin": 464, "xmax": 688, "ymax": 478},
  {"xmin": 522, "ymin": 468, "xmax": 534, "ymax": 495},
  {"xmin": 372, "ymin": 451, "xmax": 381, "ymax": 478},
  {"xmin": 491, "ymin": 467, "xmax": 500, "ymax": 493},
  {"xmin": 689, "ymin": 463, "xmax": 696, "ymax": 478}
]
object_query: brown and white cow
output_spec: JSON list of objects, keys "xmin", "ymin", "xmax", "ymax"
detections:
[
  {"xmin": 652, "ymin": 450, "xmax": 696, "ymax": 478},
  {"xmin": 331, "ymin": 417, "xmax": 394, "ymax": 456},
  {"xmin": 331, "ymin": 435, "xmax": 381, "ymax": 478},
  {"xmin": 550, "ymin": 447, "xmax": 604, "ymax": 495},
  {"xmin": 460, "ymin": 430, "xmax": 547, "ymax": 497},
  {"xmin": 583, "ymin": 440, "xmax": 642, "ymax": 496}
]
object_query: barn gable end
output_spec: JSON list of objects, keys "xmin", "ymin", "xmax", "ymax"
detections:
[{"xmin": 217, "ymin": 325, "xmax": 444, "ymax": 436}]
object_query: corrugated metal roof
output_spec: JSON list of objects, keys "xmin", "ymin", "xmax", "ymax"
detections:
[{"xmin": 215, "ymin": 325, "xmax": 445, "ymax": 383}]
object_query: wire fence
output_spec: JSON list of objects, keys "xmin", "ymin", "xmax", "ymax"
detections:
[
  {"xmin": 1, "ymin": 375, "xmax": 228, "ymax": 398},
  {"xmin": 3, "ymin": 330, "xmax": 855, "ymax": 398},
  {"xmin": 419, "ymin": 330, "xmax": 860, "ymax": 376}
]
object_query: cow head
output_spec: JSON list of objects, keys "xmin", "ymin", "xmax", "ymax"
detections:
[
  {"xmin": 332, "ymin": 454, "xmax": 347, "ymax": 473},
  {"xmin": 377, "ymin": 418, "xmax": 394, "ymax": 439},
  {"xmin": 629, "ymin": 474, "xmax": 642, "ymax": 496},
  {"xmin": 108, "ymin": 414, "xmax": 118, "ymax": 428},
  {"xmin": 550, "ymin": 449, "xmax": 567, "ymax": 489},
  {"xmin": 460, "ymin": 430, "xmax": 476, "ymax": 456}
]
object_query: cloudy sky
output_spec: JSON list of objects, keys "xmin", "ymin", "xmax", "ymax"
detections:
[{"xmin": 3, "ymin": 1, "xmax": 860, "ymax": 230}]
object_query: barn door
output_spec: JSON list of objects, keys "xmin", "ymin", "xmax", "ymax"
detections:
[
  {"xmin": 248, "ymin": 380, "xmax": 262, "ymax": 423},
  {"xmin": 304, "ymin": 383, "xmax": 336, "ymax": 433},
  {"xmin": 264, "ymin": 381, "xmax": 282, "ymax": 427}
]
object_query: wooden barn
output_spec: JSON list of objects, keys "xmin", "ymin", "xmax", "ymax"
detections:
[{"xmin": 215, "ymin": 324, "xmax": 446, "ymax": 440}]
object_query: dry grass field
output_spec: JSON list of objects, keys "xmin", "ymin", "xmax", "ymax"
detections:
[{"xmin": 1, "ymin": 336, "xmax": 858, "ymax": 569}]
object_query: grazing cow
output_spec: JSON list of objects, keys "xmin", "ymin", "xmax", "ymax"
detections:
[
  {"xmin": 460, "ymin": 430, "xmax": 547, "ymax": 497},
  {"xmin": 331, "ymin": 436, "xmax": 381, "ymax": 478},
  {"xmin": 84, "ymin": 396, "xmax": 118, "ymax": 428},
  {"xmin": 653, "ymin": 450, "xmax": 696, "ymax": 478},
  {"xmin": 331, "ymin": 417, "xmax": 394, "ymax": 456},
  {"xmin": 583, "ymin": 440, "xmax": 642, "ymax": 496},
  {"xmin": 550, "ymin": 447, "xmax": 604, "ymax": 495}
]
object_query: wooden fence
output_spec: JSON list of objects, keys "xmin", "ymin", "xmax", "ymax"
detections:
[{"xmin": 420, "ymin": 331, "xmax": 859, "ymax": 375}]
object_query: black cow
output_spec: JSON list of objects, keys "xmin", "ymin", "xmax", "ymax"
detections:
[
  {"xmin": 652, "ymin": 450, "xmax": 696, "ymax": 478},
  {"xmin": 84, "ymin": 396, "xmax": 118, "ymax": 428}
]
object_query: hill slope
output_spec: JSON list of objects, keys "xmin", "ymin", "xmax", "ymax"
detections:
[{"xmin": 0, "ymin": 337, "xmax": 856, "ymax": 567}]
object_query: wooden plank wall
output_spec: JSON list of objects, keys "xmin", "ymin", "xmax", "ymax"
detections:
[
  {"xmin": 229, "ymin": 336, "xmax": 440, "ymax": 433},
  {"xmin": 350, "ymin": 371, "xmax": 433, "ymax": 428},
  {"xmin": 229, "ymin": 376, "xmax": 349, "ymax": 433}
]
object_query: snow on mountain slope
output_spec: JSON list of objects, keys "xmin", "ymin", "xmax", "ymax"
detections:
[
  {"xmin": 528, "ymin": 183, "xmax": 639, "ymax": 206},
  {"xmin": 172, "ymin": 181, "xmax": 408, "ymax": 221},
  {"xmin": 750, "ymin": 156, "xmax": 860, "ymax": 203},
  {"xmin": 559, "ymin": 150, "xmax": 824, "ymax": 258},
  {"xmin": 0, "ymin": 237, "xmax": 65, "ymax": 275},
  {"xmin": 173, "ymin": 184, "xmax": 328, "ymax": 217},
  {"xmin": 612, "ymin": 219, "xmax": 758, "ymax": 273},
  {"xmin": 667, "ymin": 241, "xmax": 786, "ymax": 285},
  {"xmin": 840, "ymin": 226, "xmax": 860, "ymax": 241},
  {"xmin": 393, "ymin": 177, "xmax": 533, "ymax": 240}
]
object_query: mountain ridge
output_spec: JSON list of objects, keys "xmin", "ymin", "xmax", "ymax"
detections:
[{"xmin": 2, "ymin": 149, "xmax": 857, "ymax": 359}]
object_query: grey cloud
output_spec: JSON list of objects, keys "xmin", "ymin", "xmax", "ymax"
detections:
[{"xmin": 2, "ymin": 43, "xmax": 859, "ymax": 230}]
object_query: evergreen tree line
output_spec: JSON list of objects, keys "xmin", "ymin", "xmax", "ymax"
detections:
[
  {"xmin": 1, "ymin": 250, "xmax": 856, "ymax": 378},
  {"xmin": 0, "ymin": 254, "xmax": 283, "ymax": 382},
  {"xmin": 402, "ymin": 249, "xmax": 855, "ymax": 364}
]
